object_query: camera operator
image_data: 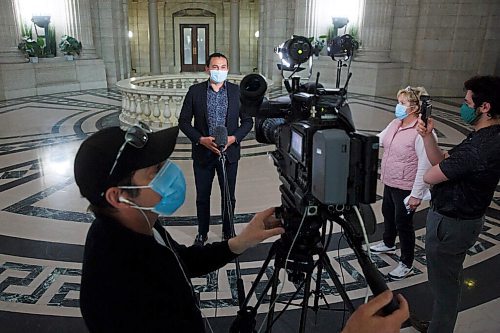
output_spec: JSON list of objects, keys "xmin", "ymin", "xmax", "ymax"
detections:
[
  {"xmin": 416, "ymin": 75, "xmax": 500, "ymax": 333},
  {"xmin": 74, "ymin": 125, "xmax": 284, "ymax": 332}
]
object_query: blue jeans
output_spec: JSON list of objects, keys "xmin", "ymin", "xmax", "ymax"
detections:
[{"xmin": 425, "ymin": 209, "xmax": 484, "ymax": 333}]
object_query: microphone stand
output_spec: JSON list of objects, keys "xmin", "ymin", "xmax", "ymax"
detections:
[{"xmin": 218, "ymin": 147, "xmax": 246, "ymax": 307}]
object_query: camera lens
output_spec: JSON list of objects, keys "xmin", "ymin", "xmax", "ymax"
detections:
[{"xmin": 255, "ymin": 118, "xmax": 285, "ymax": 144}]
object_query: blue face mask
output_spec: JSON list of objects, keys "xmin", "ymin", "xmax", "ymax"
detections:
[
  {"xmin": 395, "ymin": 104, "xmax": 408, "ymax": 120},
  {"xmin": 209, "ymin": 70, "xmax": 228, "ymax": 84},
  {"xmin": 119, "ymin": 161, "xmax": 186, "ymax": 216},
  {"xmin": 460, "ymin": 103, "xmax": 479, "ymax": 124}
]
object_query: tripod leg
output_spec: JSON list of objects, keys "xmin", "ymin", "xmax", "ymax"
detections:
[
  {"xmin": 265, "ymin": 265, "xmax": 281, "ymax": 333},
  {"xmin": 320, "ymin": 254, "xmax": 355, "ymax": 313},
  {"xmin": 230, "ymin": 243, "xmax": 279, "ymax": 333},
  {"xmin": 299, "ymin": 272, "xmax": 312, "ymax": 333}
]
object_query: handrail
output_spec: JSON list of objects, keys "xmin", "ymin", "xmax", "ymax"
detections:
[{"xmin": 115, "ymin": 73, "xmax": 249, "ymax": 130}]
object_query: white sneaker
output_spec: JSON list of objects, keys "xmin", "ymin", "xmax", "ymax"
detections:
[
  {"xmin": 389, "ymin": 262, "xmax": 413, "ymax": 280},
  {"xmin": 369, "ymin": 242, "xmax": 396, "ymax": 253}
]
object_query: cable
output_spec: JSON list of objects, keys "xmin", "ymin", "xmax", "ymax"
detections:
[
  {"xmin": 337, "ymin": 231, "xmax": 347, "ymax": 328},
  {"xmin": 163, "ymin": 227, "xmax": 215, "ymax": 333},
  {"xmin": 352, "ymin": 205, "xmax": 373, "ymax": 304}
]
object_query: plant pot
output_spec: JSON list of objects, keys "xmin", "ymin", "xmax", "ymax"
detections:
[
  {"xmin": 64, "ymin": 55, "xmax": 74, "ymax": 61},
  {"xmin": 29, "ymin": 56, "xmax": 39, "ymax": 63}
]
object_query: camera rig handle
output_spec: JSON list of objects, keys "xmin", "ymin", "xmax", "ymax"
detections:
[{"xmin": 334, "ymin": 212, "xmax": 400, "ymax": 315}]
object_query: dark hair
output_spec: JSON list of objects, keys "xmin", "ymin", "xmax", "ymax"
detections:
[
  {"xmin": 464, "ymin": 75, "xmax": 500, "ymax": 117},
  {"xmin": 88, "ymin": 172, "xmax": 140, "ymax": 218},
  {"xmin": 206, "ymin": 52, "xmax": 228, "ymax": 67}
]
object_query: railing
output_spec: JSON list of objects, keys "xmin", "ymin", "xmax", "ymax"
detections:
[{"xmin": 115, "ymin": 73, "xmax": 249, "ymax": 130}]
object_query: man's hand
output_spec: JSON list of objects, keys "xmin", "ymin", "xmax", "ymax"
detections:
[
  {"xmin": 199, "ymin": 136, "xmax": 220, "ymax": 155},
  {"xmin": 341, "ymin": 291, "xmax": 409, "ymax": 333},
  {"xmin": 417, "ymin": 116, "xmax": 434, "ymax": 137},
  {"xmin": 228, "ymin": 207, "xmax": 285, "ymax": 254},
  {"xmin": 223, "ymin": 135, "xmax": 237, "ymax": 151}
]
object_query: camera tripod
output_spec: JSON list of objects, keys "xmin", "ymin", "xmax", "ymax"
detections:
[{"xmin": 230, "ymin": 209, "xmax": 398, "ymax": 333}]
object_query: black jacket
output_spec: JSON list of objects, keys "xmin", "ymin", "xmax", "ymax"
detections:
[
  {"xmin": 80, "ymin": 216, "xmax": 237, "ymax": 332},
  {"xmin": 178, "ymin": 80, "xmax": 254, "ymax": 164}
]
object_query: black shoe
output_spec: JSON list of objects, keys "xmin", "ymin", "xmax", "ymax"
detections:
[
  {"xmin": 193, "ymin": 234, "xmax": 207, "ymax": 246},
  {"xmin": 223, "ymin": 232, "xmax": 232, "ymax": 241}
]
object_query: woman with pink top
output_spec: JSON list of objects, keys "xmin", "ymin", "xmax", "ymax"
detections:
[{"xmin": 370, "ymin": 86, "xmax": 434, "ymax": 280}]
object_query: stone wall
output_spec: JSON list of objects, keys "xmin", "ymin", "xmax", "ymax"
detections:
[
  {"xmin": 128, "ymin": 0, "xmax": 259, "ymax": 75},
  {"xmin": 390, "ymin": 0, "xmax": 500, "ymax": 96}
]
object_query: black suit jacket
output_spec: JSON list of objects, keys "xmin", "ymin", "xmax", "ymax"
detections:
[{"xmin": 178, "ymin": 80, "xmax": 253, "ymax": 164}]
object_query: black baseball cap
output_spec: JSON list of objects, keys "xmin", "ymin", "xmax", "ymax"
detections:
[{"xmin": 74, "ymin": 126, "xmax": 179, "ymax": 206}]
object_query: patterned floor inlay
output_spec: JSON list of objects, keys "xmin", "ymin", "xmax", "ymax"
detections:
[{"xmin": 0, "ymin": 88, "xmax": 499, "ymax": 332}]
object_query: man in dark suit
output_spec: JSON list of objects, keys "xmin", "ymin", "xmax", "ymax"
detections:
[{"xmin": 179, "ymin": 52, "xmax": 253, "ymax": 246}]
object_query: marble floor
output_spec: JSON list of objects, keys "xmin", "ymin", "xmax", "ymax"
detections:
[{"xmin": 0, "ymin": 88, "xmax": 498, "ymax": 332}]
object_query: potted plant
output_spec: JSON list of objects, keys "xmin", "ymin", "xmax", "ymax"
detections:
[
  {"xmin": 347, "ymin": 25, "xmax": 361, "ymax": 50},
  {"xmin": 59, "ymin": 35, "xmax": 82, "ymax": 60},
  {"xmin": 309, "ymin": 35, "xmax": 328, "ymax": 57},
  {"xmin": 18, "ymin": 36, "xmax": 44, "ymax": 63}
]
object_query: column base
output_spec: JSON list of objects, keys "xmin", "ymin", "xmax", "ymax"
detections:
[
  {"xmin": 0, "ymin": 48, "xmax": 29, "ymax": 64},
  {"xmin": 0, "ymin": 58, "xmax": 108, "ymax": 100},
  {"xmin": 349, "ymin": 60, "xmax": 407, "ymax": 97},
  {"xmin": 311, "ymin": 56, "xmax": 407, "ymax": 97}
]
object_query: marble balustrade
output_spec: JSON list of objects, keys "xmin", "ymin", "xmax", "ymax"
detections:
[{"xmin": 116, "ymin": 74, "xmax": 247, "ymax": 130}]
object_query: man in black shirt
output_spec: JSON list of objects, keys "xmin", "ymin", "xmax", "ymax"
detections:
[
  {"xmin": 74, "ymin": 125, "xmax": 284, "ymax": 332},
  {"xmin": 417, "ymin": 75, "xmax": 500, "ymax": 333}
]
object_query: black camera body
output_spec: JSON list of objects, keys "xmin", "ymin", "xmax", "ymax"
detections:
[
  {"xmin": 240, "ymin": 73, "xmax": 380, "ymax": 237},
  {"xmin": 231, "ymin": 38, "xmax": 401, "ymax": 329}
]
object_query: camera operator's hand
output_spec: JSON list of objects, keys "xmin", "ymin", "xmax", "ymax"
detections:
[
  {"xmin": 228, "ymin": 207, "xmax": 285, "ymax": 254},
  {"xmin": 341, "ymin": 291, "xmax": 409, "ymax": 333},
  {"xmin": 199, "ymin": 136, "xmax": 220, "ymax": 155},
  {"xmin": 417, "ymin": 116, "xmax": 434, "ymax": 137}
]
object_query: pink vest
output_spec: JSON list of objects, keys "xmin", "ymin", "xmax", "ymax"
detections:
[{"xmin": 380, "ymin": 119, "xmax": 419, "ymax": 190}]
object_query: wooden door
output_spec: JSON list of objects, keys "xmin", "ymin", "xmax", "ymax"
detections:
[{"xmin": 180, "ymin": 24, "xmax": 209, "ymax": 72}]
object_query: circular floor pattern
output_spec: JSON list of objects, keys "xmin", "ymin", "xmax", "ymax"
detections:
[{"xmin": 0, "ymin": 89, "xmax": 498, "ymax": 332}]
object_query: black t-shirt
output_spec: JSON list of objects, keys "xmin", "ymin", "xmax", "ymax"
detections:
[
  {"xmin": 431, "ymin": 125, "xmax": 500, "ymax": 219},
  {"xmin": 80, "ymin": 216, "xmax": 237, "ymax": 332}
]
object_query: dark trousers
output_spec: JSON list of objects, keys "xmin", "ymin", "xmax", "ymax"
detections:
[
  {"xmin": 426, "ymin": 209, "xmax": 484, "ymax": 333},
  {"xmin": 381, "ymin": 185, "xmax": 415, "ymax": 267},
  {"xmin": 193, "ymin": 157, "xmax": 238, "ymax": 236}
]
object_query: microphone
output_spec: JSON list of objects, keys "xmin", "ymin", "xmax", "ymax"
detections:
[{"xmin": 213, "ymin": 126, "xmax": 228, "ymax": 151}]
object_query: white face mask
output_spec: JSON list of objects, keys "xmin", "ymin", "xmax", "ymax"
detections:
[{"xmin": 209, "ymin": 70, "xmax": 228, "ymax": 83}]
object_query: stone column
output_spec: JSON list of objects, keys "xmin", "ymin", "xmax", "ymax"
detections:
[
  {"xmin": 258, "ymin": 0, "xmax": 291, "ymax": 85},
  {"xmin": 356, "ymin": 0, "xmax": 396, "ymax": 62},
  {"xmin": 294, "ymin": 0, "xmax": 315, "ymax": 37},
  {"xmin": 148, "ymin": 0, "xmax": 161, "ymax": 75},
  {"xmin": 65, "ymin": 0, "xmax": 98, "ymax": 59},
  {"xmin": 0, "ymin": 0, "xmax": 27, "ymax": 63},
  {"xmin": 229, "ymin": 0, "xmax": 240, "ymax": 74}
]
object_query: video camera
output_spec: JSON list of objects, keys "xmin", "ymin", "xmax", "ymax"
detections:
[
  {"xmin": 240, "ymin": 35, "xmax": 379, "ymax": 246},
  {"xmin": 231, "ymin": 36, "xmax": 399, "ymax": 332}
]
